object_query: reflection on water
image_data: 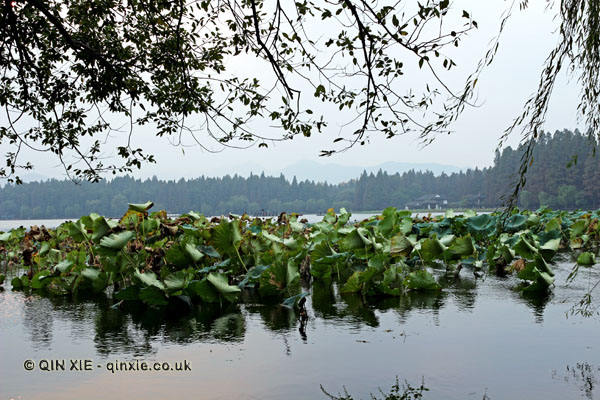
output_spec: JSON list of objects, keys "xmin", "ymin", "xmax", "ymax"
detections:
[
  {"xmin": 321, "ymin": 376, "xmax": 430, "ymax": 400},
  {"xmin": 1, "ymin": 261, "xmax": 600, "ymax": 400},
  {"xmin": 554, "ymin": 363, "xmax": 600, "ymax": 400}
]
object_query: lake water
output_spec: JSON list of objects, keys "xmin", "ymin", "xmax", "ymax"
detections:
[
  {"xmin": 0, "ymin": 212, "xmax": 452, "ymax": 231},
  {"xmin": 1, "ymin": 254, "xmax": 599, "ymax": 400}
]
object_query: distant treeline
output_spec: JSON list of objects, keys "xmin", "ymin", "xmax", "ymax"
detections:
[{"xmin": 0, "ymin": 129, "xmax": 598, "ymax": 219}]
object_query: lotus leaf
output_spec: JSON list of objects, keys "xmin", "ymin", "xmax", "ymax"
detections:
[
  {"xmin": 31, "ymin": 271, "xmax": 53, "ymax": 289},
  {"xmin": 577, "ymin": 252, "xmax": 596, "ymax": 265},
  {"xmin": 198, "ymin": 245, "xmax": 221, "ymax": 258},
  {"xmin": 339, "ymin": 228, "xmax": 371, "ymax": 250},
  {"xmin": 139, "ymin": 286, "xmax": 168, "ymax": 306},
  {"xmin": 390, "ymin": 233, "xmax": 415, "ymax": 256},
  {"xmin": 513, "ymin": 236, "xmax": 538, "ymax": 259},
  {"xmin": 11, "ymin": 276, "xmax": 23, "ymax": 289},
  {"xmin": 114, "ymin": 285, "xmax": 141, "ymax": 301},
  {"xmin": 207, "ymin": 272, "xmax": 241, "ymax": 303},
  {"xmin": 128, "ymin": 201, "xmax": 154, "ymax": 212},
  {"xmin": 404, "ymin": 270, "xmax": 441, "ymax": 291},
  {"xmin": 135, "ymin": 269, "xmax": 165, "ymax": 290},
  {"xmin": 99, "ymin": 231, "xmax": 134, "ymax": 250},
  {"xmin": 466, "ymin": 214, "xmax": 495, "ymax": 236},
  {"xmin": 448, "ymin": 235, "xmax": 475, "ymax": 257},
  {"xmin": 506, "ymin": 214, "xmax": 528, "ymax": 232},
  {"xmin": 186, "ymin": 280, "xmax": 218, "ymax": 303},
  {"xmin": 418, "ymin": 237, "xmax": 447, "ymax": 261},
  {"xmin": 239, "ymin": 265, "xmax": 269, "ymax": 288},
  {"xmin": 281, "ymin": 292, "xmax": 309, "ymax": 309}
]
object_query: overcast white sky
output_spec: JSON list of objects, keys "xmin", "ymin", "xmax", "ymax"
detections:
[{"xmin": 1, "ymin": 1, "xmax": 583, "ymax": 182}]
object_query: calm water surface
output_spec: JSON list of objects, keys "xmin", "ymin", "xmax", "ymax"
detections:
[
  {"xmin": 0, "ymin": 212, "xmax": 451, "ymax": 231},
  {"xmin": 1, "ymin": 253, "xmax": 599, "ymax": 400}
]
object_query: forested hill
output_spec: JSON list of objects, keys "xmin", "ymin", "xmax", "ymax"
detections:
[{"xmin": 0, "ymin": 129, "xmax": 598, "ymax": 219}]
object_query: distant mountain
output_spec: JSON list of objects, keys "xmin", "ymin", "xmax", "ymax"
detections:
[{"xmin": 203, "ymin": 160, "xmax": 463, "ymax": 184}]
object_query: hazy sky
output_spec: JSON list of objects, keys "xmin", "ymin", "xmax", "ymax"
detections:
[{"xmin": 1, "ymin": 1, "xmax": 583, "ymax": 182}]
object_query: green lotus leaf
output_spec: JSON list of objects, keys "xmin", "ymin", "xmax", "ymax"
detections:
[
  {"xmin": 183, "ymin": 243, "xmax": 204, "ymax": 263},
  {"xmin": 517, "ymin": 262, "xmax": 539, "ymax": 281},
  {"xmin": 340, "ymin": 266, "xmax": 379, "ymax": 294},
  {"xmin": 505, "ymin": 214, "xmax": 528, "ymax": 232},
  {"xmin": 287, "ymin": 259, "xmax": 300, "ymax": 287},
  {"xmin": 92, "ymin": 216, "xmax": 111, "ymax": 242},
  {"xmin": 81, "ymin": 267, "xmax": 101, "ymax": 281},
  {"xmin": 544, "ymin": 217, "xmax": 562, "ymax": 232},
  {"xmin": 128, "ymin": 201, "xmax": 154, "ymax": 212},
  {"xmin": 310, "ymin": 263, "xmax": 333, "ymax": 279},
  {"xmin": 31, "ymin": 270, "xmax": 53, "ymax": 289},
  {"xmin": 439, "ymin": 234, "xmax": 455, "ymax": 247},
  {"xmin": 377, "ymin": 264, "xmax": 404, "ymax": 296},
  {"xmin": 212, "ymin": 220, "xmax": 242, "ymax": 256},
  {"xmin": 37, "ymin": 242, "xmax": 50, "ymax": 256},
  {"xmin": 377, "ymin": 207, "xmax": 397, "ymax": 238},
  {"xmin": 139, "ymin": 286, "xmax": 168, "ymax": 306},
  {"xmin": 577, "ymin": 252, "xmax": 596, "ymax": 265},
  {"xmin": 419, "ymin": 238, "xmax": 447, "ymax": 261},
  {"xmin": 262, "ymin": 230, "xmax": 283, "ymax": 243},
  {"xmin": 164, "ymin": 271, "xmax": 189, "ymax": 291},
  {"xmin": 186, "ymin": 280, "xmax": 218, "ymax": 303},
  {"xmin": 513, "ymin": 236, "xmax": 538, "ymax": 259},
  {"xmin": 281, "ymin": 292, "xmax": 309, "ymax": 309},
  {"xmin": 539, "ymin": 238, "xmax": 560, "ymax": 261},
  {"xmin": 0, "ymin": 232, "xmax": 10, "ymax": 242},
  {"xmin": 569, "ymin": 219, "xmax": 588, "ymax": 239},
  {"xmin": 519, "ymin": 264, "xmax": 554, "ymax": 292},
  {"xmin": 390, "ymin": 233, "xmax": 415, "ymax": 256},
  {"xmin": 448, "ymin": 235, "xmax": 475, "ymax": 257},
  {"xmin": 207, "ymin": 272, "xmax": 241, "ymax": 303},
  {"xmin": 239, "ymin": 265, "xmax": 269, "ymax": 288},
  {"xmin": 134, "ymin": 269, "xmax": 165, "ymax": 290},
  {"xmin": 141, "ymin": 218, "xmax": 160, "ymax": 234},
  {"xmin": 367, "ymin": 254, "xmax": 387, "ymax": 270},
  {"xmin": 290, "ymin": 221, "xmax": 305, "ymax": 233},
  {"xmin": 114, "ymin": 285, "xmax": 140, "ymax": 301},
  {"xmin": 536, "ymin": 229, "xmax": 561, "ymax": 245},
  {"xmin": 312, "ymin": 241, "xmax": 335, "ymax": 260},
  {"xmin": 340, "ymin": 270, "xmax": 362, "ymax": 293},
  {"xmin": 339, "ymin": 228, "xmax": 371, "ymax": 250},
  {"xmin": 47, "ymin": 249, "xmax": 61, "ymax": 263},
  {"xmin": 165, "ymin": 243, "xmax": 190, "ymax": 268},
  {"xmin": 466, "ymin": 214, "xmax": 495, "ymax": 235},
  {"xmin": 404, "ymin": 270, "xmax": 441, "ymax": 291},
  {"xmin": 526, "ymin": 213, "xmax": 540, "ymax": 227},
  {"xmin": 337, "ymin": 208, "xmax": 351, "ymax": 226},
  {"xmin": 54, "ymin": 260, "xmax": 73, "ymax": 272},
  {"xmin": 186, "ymin": 211, "xmax": 202, "ymax": 220},
  {"xmin": 82, "ymin": 269, "xmax": 110, "ymax": 292},
  {"xmin": 534, "ymin": 255, "xmax": 554, "ymax": 277},
  {"xmin": 399, "ymin": 217, "xmax": 413, "ymax": 235},
  {"xmin": 198, "ymin": 245, "xmax": 220, "ymax": 258},
  {"xmin": 67, "ymin": 220, "xmax": 89, "ymax": 242},
  {"xmin": 463, "ymin": 209, "xmax": 477, "ymax": 218},
  {"xmin": 259, "ymin": 261, "xmax": 297, "ymax": 297},
  {"xmin": 99, "ymin": 231, "xmax": 135, "ymax": 250},
  {"xmin": 11, "ymin": 276, "xmax": 23, "ymax": 290}
]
